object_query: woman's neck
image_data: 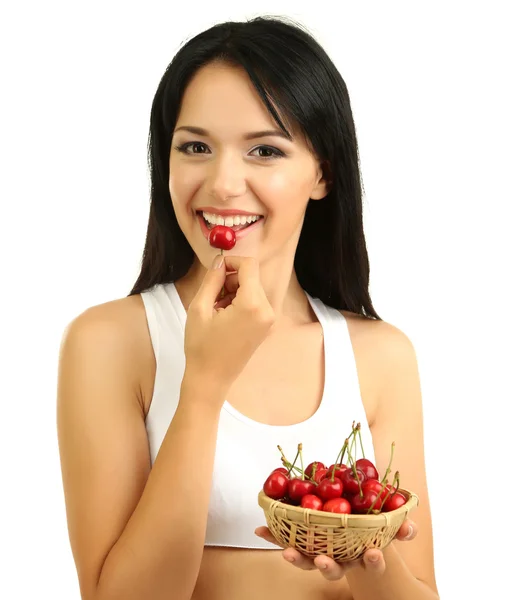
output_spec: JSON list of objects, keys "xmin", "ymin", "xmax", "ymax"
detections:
[{"xmin": 174, "ymin": 255, "xmax": 316, "ymax": 330}]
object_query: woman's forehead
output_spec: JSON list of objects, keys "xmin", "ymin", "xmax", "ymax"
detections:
[{"xmin": 176, "ymin": 63, "xmax": 300, "ymax": 141}]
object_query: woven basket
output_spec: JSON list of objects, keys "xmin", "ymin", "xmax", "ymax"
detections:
[{"xmin": 258, "ymin": 487, "xmax": 419, "ymax": 562}]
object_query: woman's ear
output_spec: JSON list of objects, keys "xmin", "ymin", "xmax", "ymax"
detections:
[{"xmin": 310, "ymin": 160, "xmax": 332, "ymax": 200}]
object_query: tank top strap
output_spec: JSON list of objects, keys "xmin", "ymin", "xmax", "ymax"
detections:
[{"xmin": 304, "ymin": 292, "xmax": 371, "ymax": 432}]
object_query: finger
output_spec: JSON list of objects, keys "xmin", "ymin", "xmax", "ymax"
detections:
[
  {"xmin": 362, "ymin": 549, "xmax": 386, "ymax": 576},
  {"xmin": 395, "ymin": 519, "xmax": 418, "ymax": 542},
  {"xmin": 191, "ymin": 254, "xmax": 226, "ymax": 310},
  {"xmin": 223, "ymin": 272, "xmax": 239, "ymax": 294},
  {"xmin": 254, "ymin": 527, "xmax": 285, "ymax": 549},
  {"xmin": 214, "ymin": 292, "xmax": 236, "ymax": 310},
  {"xmin": 223, "ymin": 256, "xmax": 261, "ymax": 296},
  {"xmin": 312, "ymin": 555, "xmax": 357, "ymax": 580},
  {"xmin": 281, "ymin": 547, "xmax": 317, "ymax": 571}
]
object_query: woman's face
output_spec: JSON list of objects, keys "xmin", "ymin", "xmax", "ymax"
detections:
[{"xmin": 169, "ymin": 62, "xmax": 328, "ymax": 268}]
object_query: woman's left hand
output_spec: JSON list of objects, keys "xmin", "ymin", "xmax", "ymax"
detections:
[{"xmin": 254, "ymin": 518, "xmax": 418, "ymax": 580}]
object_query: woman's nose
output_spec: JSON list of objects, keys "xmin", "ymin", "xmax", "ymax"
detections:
[{"xmin": 207, "ymin": 152, "xmax": 247, "ymax": 201}]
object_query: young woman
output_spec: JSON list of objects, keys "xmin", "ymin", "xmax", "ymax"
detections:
[{"xmin": 57, "ymin": 16, "xmax": 439, "ymax": 600}]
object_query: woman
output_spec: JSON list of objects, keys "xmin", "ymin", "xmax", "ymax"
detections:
[{"xmin": 57, "ymin": 15, "xmax": 439, "ymax": 600}]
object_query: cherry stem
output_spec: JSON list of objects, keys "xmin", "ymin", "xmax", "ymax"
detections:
[
  {"xmin": 289, "ymin": 444, "xmax": 300, "ymax": 473},
  {"xmin": 366, "ymin": 488, "xmax": 382, "ymax": 514},
  {"xmin": 345, "ymin": 436, "xmax": 363, "ymax": 497},
  {"xmin": 220, "ymin": 249, "xmax": 225, "ymax": 298},
  {"xmin": 336, "ymin": 422, "xmax": 358, "ymax": 469},
  {"xmin": 378, "ymin": 471, "xmax": 400, "ymax": 509},
  {"xmin": 348, "ymin": 432, "xmax": 357, "ymax": 471},
  {"xmin": 357, "ymin": 422, "xmax": 366, "ymax": 459},
  {"xmin": 330, "ymin": 437, "xmax": 349, "ymax": 482},
  {"xmin": 379, "ymin": 441, "xmax": 395, "ymax": 486},
  {"xmin": 278, "ymin": 444, "xmax": 303, "ymax": 479},
  {"xmin": 332, "ymin": 438, "xmax": 349, "ymax": 482},
  {"xmin": 280, "ymin": 458, "xmax": 314, "ymax": 481},
  {"xmin": 366, "ymin": 475, "xmax": 393, "ymax": 515},
  {"xmin": 311, "ymin": 462, "xmax": 318, "ymax": 480},
  {"xmin": 338, "ymin": 431, "xmax": 353, "ymax": 466},
  {"xmin": 277, "ymin": 445, "xmax": 295, "ymax": 477},
  {"xmin": 332, "ymin": 431, "xmax": 355, "ymax": 482},
  {"xmin": 298, "ymin": 443, "xmax": 304, "ymax": 481},
  {"xmin": 374, "ymin": 441, "xmax": 396, "ymax": 510},
  {"xmin": 352, "ymin": 423, "xmax": 361, "ymax": 463}
]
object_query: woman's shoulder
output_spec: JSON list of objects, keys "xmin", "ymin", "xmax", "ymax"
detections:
[
  {"xmin": 339, "ymin": 310, "xmax": 415, "ymax": 426},
  {"xmin": 340, "ymin": 309, "xmax": 413, "ymax": 350},
  {"xmin": 60, "ymin": 294, "xmax": 155, "ymax": 412},
  {"xmin": 65, "ymin": 294, "xmax": 148, "ymax": 342}
]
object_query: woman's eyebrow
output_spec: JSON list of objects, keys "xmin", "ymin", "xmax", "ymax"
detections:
[{"xmin": 173, "ymin": 125, "xmax": 293, "ymax": 141}]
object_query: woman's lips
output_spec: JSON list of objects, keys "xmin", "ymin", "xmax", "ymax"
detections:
[{"xmin": 197, "ymin": 212, "xmax": 264, "ymax": 243}]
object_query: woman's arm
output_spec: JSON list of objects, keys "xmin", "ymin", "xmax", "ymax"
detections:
[
  {"xmin": 57, "ymin": 302, "xmax": 226, "ymax": 600},
  {"xmin": 345, "ymin": 322, "xmax": 440, "ymax": 599}
]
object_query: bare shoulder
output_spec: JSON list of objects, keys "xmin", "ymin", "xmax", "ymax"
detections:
[
  {"xmin": 340, "ymin": 309, "xmax": 411, "ymax": 342},
  {"xmin": 66, "ymin": 294, "xmax": 147, "ymax": 333},
  {"xmin": 61, "ymin": 294, "xmax": 155, "ymax": 414},
  {"xmin": 340, "ymin": 309, "xmax": 414, "ymax": 361},
  {"xmin": 339, "ymin": 310, "xmax": 415, "ymax": 426}
]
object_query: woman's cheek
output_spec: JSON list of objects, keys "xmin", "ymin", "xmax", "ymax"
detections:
[{"xmin": 169, "ymin": 171, "xmax": 200, "ymax": 214}]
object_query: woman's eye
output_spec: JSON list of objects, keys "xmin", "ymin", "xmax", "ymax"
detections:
[
  {"xmin": 174, "ymin": 142, "xmax": 284, "ymax": 159},
  {"xmin": 252, "ymin": 146, "xmax": 284, "ymax": 159},
  {"xmin": 175, "ymin": 142, "xmax": 209, "ymax": 154}
]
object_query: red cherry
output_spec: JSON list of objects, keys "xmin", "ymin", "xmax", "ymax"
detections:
[
  {"xmin": 313, "ymin": 468, "xmax": 328, "ymax": 484},
  {"xmin": 326, "ymin": 464, "xmax": 348, "ymax": 480},
  {"xmin": 288, "ymin": 478, "xmax": 316, "ymax": 502},
  {"xmin": 362, "ymin": 479, "xmax": 384, "ymax": 496},
  {"xmin": 323, "ymin": 497, "xmax": 352, "ymax": 514},
  {"xmin": 356, "ymin": 458, "xmax": 379, "ymax": 481},
  {"xmin": 316, "ymin": 477, "xmax": 343, "ymax": 501},
  {"xmin": 380, "ymin": 483, "xmax": 397, "ymax": 506},
  {"xmin": 351, "ymin": 489, "xmax": 383, "ymax": 514},
  {"xmin": 304, "ymin": 461, "xmax": 325, "ymax": 478},
  {"xmin": 208, "ymin": 225, "xmax": 236, "ymax": 250},
  {"xmin": 340, "ymin": 467, "xmax": 366, "ymax": 494},
  {"xmin": 342, "ymin": 491, "xmax": 356, "ymax": 506},
  {"xmin": 263, "ymin": 471, "xmax": 289, "ymax": 500},
  {"xmin": 382, "ymin": 491, "xmax": 407, "ymax": 512},
  {"xmin": 271, "ymin": 467, "xmax": 288, "ymax": 475},
  {"xmin": 300, "ymin": 494, "xmax": 324, "ymax": 510}
]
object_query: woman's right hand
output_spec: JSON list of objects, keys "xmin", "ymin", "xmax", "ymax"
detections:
[{"xmin": 183, "ymin": 254, "xmax": 275, "ymax": 393}]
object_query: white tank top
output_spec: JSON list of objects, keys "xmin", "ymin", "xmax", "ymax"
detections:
[{"xmin": 140, "ymin": 282, "xmax": 376, "ymax": 550}]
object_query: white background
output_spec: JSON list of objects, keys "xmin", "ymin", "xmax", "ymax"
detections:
[{"xmin": 1, "ymin": 1, "xmax": 509, "ymax": 598}]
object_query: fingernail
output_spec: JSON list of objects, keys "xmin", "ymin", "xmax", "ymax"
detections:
[
  {"xmin": 368, "ymin": 554, "xmax": 379, "ymax": 563},
  {"xmin": 404, "ymin": 525, "xmax": 414, "ymax": 540},
  {"xmin": 212, "ymin": 255, "xmax": 224, "ymax": 269},
  {"xmin": 285, "ymin": 556, "xmax": 295, "ymax": 563},
  {"xmin": 319, "ymin": 562, "xmax": 328, "ymax": 569}
]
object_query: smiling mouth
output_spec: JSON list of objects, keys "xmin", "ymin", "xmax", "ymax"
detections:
[{"xmin": 196, "ymin": 211, "xmax": 263, "ymax": 232}]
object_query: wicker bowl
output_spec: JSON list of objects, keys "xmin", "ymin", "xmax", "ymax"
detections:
[{"xmin": 258, "ymin": 488, "xmax": 419, "ymax": 562}]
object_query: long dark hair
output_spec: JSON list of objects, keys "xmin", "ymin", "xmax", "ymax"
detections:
[{"xmin": 129, "ymin": 15, "xmax": 381, "ymax": 320}]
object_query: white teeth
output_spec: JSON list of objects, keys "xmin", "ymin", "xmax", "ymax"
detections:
[{"xmin": 202, "ymin": 212, "xmax": 261, "ymax": 226}]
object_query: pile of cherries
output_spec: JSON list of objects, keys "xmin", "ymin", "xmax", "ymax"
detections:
[{"xmin": 263, "ymin": 423, "xmax": 407, "ymax": 515}]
